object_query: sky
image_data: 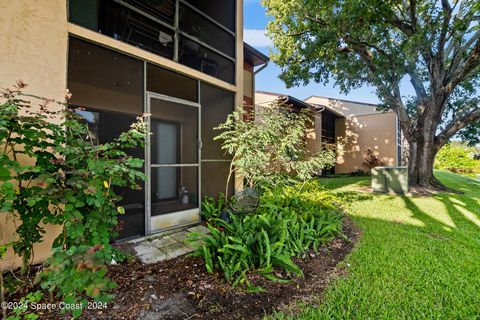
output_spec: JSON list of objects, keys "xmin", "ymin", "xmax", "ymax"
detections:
[{"xmin": 243, "ymin": 0, "xmax": 382, "ymax": 104}]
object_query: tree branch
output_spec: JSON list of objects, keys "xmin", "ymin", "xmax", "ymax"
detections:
[
  {"xmin": 353, "ymin": 39, "xmax": 428, "ymax": 112},
  {"xmin": 391, "ymin": 82, "xmax": 415, "ymax": 142},
  {"xmin": 436, "ymin": 107, "xmax": 480, "ymax": 146},
  {"xmin": 350, "ymin": 45, "xmax": 414, "ymax": 141},
  {"xmin": 408, "ymin": 0, "xmax": 417, "ymax": 29},
  {"xmin": 438, "ymin": 0, "xmax": 453, "ymax": 54},
  {"xmin": 445, "ymin": 37, "xmax": 480, "ymax": 92},
  {"xmin": 389, "ymin": 1, "xmax": 435, "ymax": 74},
  {"xmin": 444, "ymin": 3, "xmax": 480, "ymax": 84},
  {"xmin": 406, "ymin": 64, "xmax": 428, "ymax": 102},
  {"xmin": 390, "ymin": 18, "xmax": 414, "ymax": 36},
  {"xmin": 287, "ymin": 29, "xmax": 311, "ymax": 37},
  {"xmin": 304, "ymin": 14, "xmax": 327, "ymax": 26},
  {"xmin": 444, "ymin": 7, "xmax": 477, "ymax": 58}
]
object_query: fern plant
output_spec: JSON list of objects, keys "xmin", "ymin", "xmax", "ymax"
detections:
[
  {"xmin": 200, "ymin": 194, "xmax": 226, "ymax": 222},
  {"xmin": 189, "ymin": 184, "xmax": 343, "ymax": 289}
]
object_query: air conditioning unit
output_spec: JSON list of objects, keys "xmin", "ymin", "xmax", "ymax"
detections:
[{"xmin": 371, "ymin": 166, "xmax": 408, "ymax": 194}]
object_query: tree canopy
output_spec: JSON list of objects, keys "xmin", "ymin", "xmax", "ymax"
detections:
[{"xmin": 264, "ymin": 0, "xmax": 480, "ymax": 145}]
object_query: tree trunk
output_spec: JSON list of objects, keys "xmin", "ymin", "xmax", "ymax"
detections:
[{"xmin": 407, "ymin": 130, "xmax": 446, "ymax": 193}]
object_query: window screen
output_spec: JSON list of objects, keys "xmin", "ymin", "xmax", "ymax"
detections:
[
  {"xmin": 68, "ymin": 37, "xmax": 144, "ymax": 115},
  {"xmin": 147, "ymin": 63, "xmax": 198, "ymax": 102},
  {"xmin": 200, "ymin": 83, "xmax": 234, "ymax": 160}
]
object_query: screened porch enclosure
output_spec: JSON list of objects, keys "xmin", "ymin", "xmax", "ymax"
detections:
[
  {"xmin": 68, "ymin": 37, "xmax": 234, "ymax": 240},
  {"xmin": 68, "ymin": 0, "xmax": 236, "ymax": 84}
]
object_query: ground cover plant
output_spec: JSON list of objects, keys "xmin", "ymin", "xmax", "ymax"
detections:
[
  {"xmin": 190, "ymin": 185, "xmax": 344, "ymax": 290},
  {"xmin": 270, "ymin": 171, "xmax": 480, "ymax": 319},
  {"xmin": 1, "ymin": 181, "xmax": 357, "ymax": 320}
]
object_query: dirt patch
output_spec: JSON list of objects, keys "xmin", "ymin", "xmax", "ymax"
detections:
[{"xmin": 7, "ymin": 219, "xmax": 360, "ymax": 320}]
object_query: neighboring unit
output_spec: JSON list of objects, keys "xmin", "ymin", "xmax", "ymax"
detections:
[
  {"xmin": 305, "ymin": 95, "xmax": 401, "ymax": 174},
  {"xmin": 255, "ymin": 91, "xmax": 344, "ymax": 175},
  {"xmin": 255, "ymin": 92, "xmax": 401, "ymax": 174}
]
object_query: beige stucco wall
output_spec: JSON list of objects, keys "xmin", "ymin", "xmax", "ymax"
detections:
[
  {"xmin": 254, "ymin": 91, "xmax": 279, "ymax": 108},
  {"xmin": 0, "ymin": 1, "xmax": 68, "ymax": 100},
  {"xmin": 254, "ymin": 92, "xmax": 286, "ymax": 118},
  {"xmin": 0, "ymin": 0, "xmax": 245, "ymax": 270},
  {"xmin": 304, "ymin": 96, "xmax": 398, "ymax": 174},
  {"xmin": 243, "ymin": 69, "xmax": 253, "ymax": 99},
  {"xmin": 335, "ymin": 113, "xmax": 398, "ymax": 173},
  {"xmin": 0, "ymin": 0, "xmax": 68, "ymax": 270}
]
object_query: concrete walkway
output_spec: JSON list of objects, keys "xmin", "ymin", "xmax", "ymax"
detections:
[{"xmin": 130, "ymin": 225, "xmax": 209, "ymax": 264}]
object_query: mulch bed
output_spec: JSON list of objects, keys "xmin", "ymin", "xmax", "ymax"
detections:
[{"xmin": 7, "ymin": 219, "xmax": 360, "ymax": 320}]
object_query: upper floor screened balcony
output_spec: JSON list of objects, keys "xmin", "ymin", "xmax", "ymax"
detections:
[{"xmin": 69, "ymin": 0, "xmax": 236, "ymax": 84}]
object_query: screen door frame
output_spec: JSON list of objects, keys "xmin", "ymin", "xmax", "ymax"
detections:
[{"xmin": 145, "ymin": 91, "xmax": 202, "ymax": 235}]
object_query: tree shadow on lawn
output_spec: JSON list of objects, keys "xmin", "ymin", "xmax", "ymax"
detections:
[
  {"xmin": 375, "ymin": 175, "xmax": 479, "ymax": 236},
  {"xmin": 284, "ymin": 174, "xmax": 480, "ymax": 319},
  {"xmin": 317, "ymin": 170, "xmax": 480, "ymax": 234},
  {"xmin": 319, "ymin": 210, "xmax": 480, "ymax": 318},
  {"xmin": 400, "ymin": 194, "xmax": 480, "ymax": 257},
  {"xmin": 406, "ymin": 172, "xmax": 480, "ymax": 234}
]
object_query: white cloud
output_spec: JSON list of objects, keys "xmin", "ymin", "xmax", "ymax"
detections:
[{"xmin": 243, "ymin": 29, "xmax": 272, "ymax": 48}]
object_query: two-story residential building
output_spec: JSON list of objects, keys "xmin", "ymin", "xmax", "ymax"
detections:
[
  {"xmin": 0, "ymin": 0, "xmax": 268, "ymax": 268},
  {"xmin": 255, "ymin": 91, "xmax": 401, "ymax": 174}
]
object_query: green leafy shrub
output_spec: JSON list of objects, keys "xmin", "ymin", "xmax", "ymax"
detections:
[
  {"xmin": 0, "ymin": 82, "xmax": 148, "ymax": 317},
  {"xmin": 214, "ymin": 103, "xmax": 336, "ymax": 195},
  {"xmin": 190, "ymin": 184, "xmax": 343, "ymax": 289},
  {"xmin": 201, "ymin": 102, "xmax": 342, "ymax": 289},
  {"xmin": 0, "ymin": 84, "xmax": 66, "ymax": 274},
  {"xmin": 36, "ymin": 107, "xmax": 147, "ymax": 314},
  {"xmin": 435, "ymin": 143, "xmax": 479, "ymax": 177}
]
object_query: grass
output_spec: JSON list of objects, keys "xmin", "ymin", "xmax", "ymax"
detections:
[{"xmin": 270, "ymin": 171, "xmax": 480, "ymax": 319}]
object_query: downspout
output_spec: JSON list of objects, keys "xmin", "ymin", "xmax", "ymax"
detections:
[
  {"xmin": 315, "ymin": 105, "xmax": 327, "ymax": 176},
  {"xmin": 313, "ymin": 105, "xmax": 325, "ymax": 154},
  {"xmin": 254, "ymin": 60, "xmax": 269, "ymax": 75}
]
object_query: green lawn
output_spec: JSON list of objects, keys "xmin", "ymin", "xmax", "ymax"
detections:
[{"xmin": 272, "ymin": 171, "xmax": 480, "ymax": 319}]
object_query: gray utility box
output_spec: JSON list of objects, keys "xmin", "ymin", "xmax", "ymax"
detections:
[{"xmin": 371, "ymin": 166, "xmax": 409, "ymax": 194}]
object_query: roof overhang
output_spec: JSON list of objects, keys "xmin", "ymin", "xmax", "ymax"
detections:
[
  {"xmin": 256, "ymin": 91, "xmax": 345, "ymax": 118},
  {"xmin": 243, "ymin": 42, "xmax": 269, "ymax": 67},
  {"xmin": 310, "ymin": 103, "xmax": 345, "ymax": 118}
]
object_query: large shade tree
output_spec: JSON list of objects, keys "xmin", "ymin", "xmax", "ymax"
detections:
[{"xmin": 264, "ymin": 0, "xmax": 480, "ymax": 192}]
